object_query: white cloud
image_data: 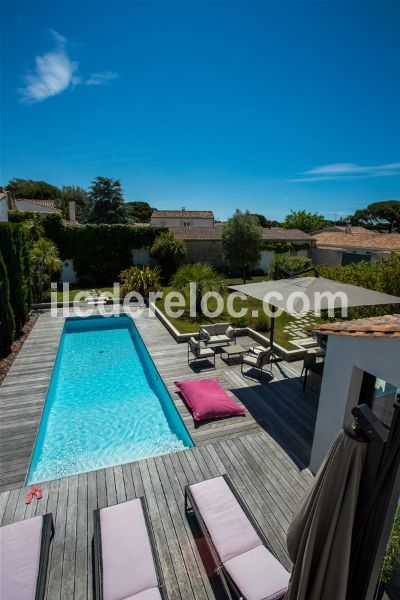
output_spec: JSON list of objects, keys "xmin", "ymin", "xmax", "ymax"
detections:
[
  {"xmin": 290, "ymin": 162, "xmax": 400, "ymax": 182},
  {"xmin": 19, "ymin": 30, "xmax": 118, "ymax": 104},
  {"xmin": 86, "ymin": 71, "xmax": 119, "ymax": 86}
]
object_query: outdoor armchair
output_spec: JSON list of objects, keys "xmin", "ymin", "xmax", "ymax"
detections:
[
  {"xmin": 187, "ymin": 337, "xmax": 216, "ymax": 368},
  {"xmin": 241, "ymin": 349, "xmax": 273, "ymax": 379}
]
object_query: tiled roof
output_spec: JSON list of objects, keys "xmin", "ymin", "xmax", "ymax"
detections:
[
  {"xmin": 15, "ymin": 199, "xmax": 61, "ymax": 214},
  {"xmin": 314, "ymin": 314, "xmax": 400, "ymax": 338},
  {"xmin": 168, "ymin": 226, "xmax": 222, "ymax": 240},
  {"xmin": 314, "ymin": 230, "xmax": 400, "ymax": 251},
  {"xmin": 168, "ymin": 225, "xmax": 313, "ymax": 242},
  {"xmin": 151, "ymin": 210, "xmax": 214, "ymax": 219}
]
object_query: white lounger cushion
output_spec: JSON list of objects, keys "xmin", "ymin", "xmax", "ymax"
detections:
[
  {"xmin": 189, "ymin": 476, "xmax": 290, "ymax": 600},
  {"xmin": 99, "ymin": 499, "xmax": 161, "ymax": 600},
  {"xmin": 224, "ymin": 545, "xmax": 290, "ymax": 600},
  {"xmin": 0, "ymin": 515, "xmax": 43, "ymax": 600}
]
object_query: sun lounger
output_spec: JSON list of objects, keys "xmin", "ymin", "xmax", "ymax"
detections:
[
  {"xmin": 0, "ymin": 513, "xmax": 53, "ymax": 600},
  {"xmin": 93, "ymin": 497, "xmax": 167, "ymax": 600},
  {"xmin": 185, "ymin": 475, "xmax": 290, "ymax": 600}
]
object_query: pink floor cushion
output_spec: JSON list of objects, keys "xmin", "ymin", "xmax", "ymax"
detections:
[
  {"xmin": 175, "ymin": 379, "xmax": 246, "ymax": 421},
  {"xmin": 189, "ymin": 477, "xmax": 261, "ymax": 563},
  {"xmin": 0, "ymin": 515, "xmax": 43, "ymax": 600},
  {"xmin": 223, "ymin": 546, "xmax": 290, "ymax": 600},
  {"xmin": 99, "ymin": 499, "xmax": 159, "ymax": 600}
]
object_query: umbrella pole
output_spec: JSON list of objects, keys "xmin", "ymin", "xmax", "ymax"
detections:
[{"xmin": 269, "ymin": 306, "xmax": 277, "ymax": 360}]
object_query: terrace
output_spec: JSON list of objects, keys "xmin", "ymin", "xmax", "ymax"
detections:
[{"xmin": 0, "ymin": 307, "xmax": 317, "ymax": 599}]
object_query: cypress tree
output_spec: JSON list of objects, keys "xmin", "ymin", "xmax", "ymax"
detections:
[
  {"xmin": 0, "ymin": 223, "xmax": 28, "ymax": 331},
  {"xmin": 0, "ymin": 250, "xmax": 15, "ymax": 351}
]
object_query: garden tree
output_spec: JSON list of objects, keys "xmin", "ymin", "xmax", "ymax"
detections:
[
  {"xmin": 283, "ymin": 210, "xmax": 326, "ymax": 233},
  {"xmin": 84, "ymin": 177, "xmax": 128, "ymax": 224},
  {"xmin": 170, "ymin": 263, "xmax": 224, "ymax": 314},
  {"xmin": 60, "ymin": 185, "xmax": 89, "ymax": 219},
  {"xmin": 252, "ymin": 214, "xmax": 281, "ymax": 228},
  {"xmin": 6, "ymin": 178, "xmax": 61, "ymax": 203},
  {"xmin": 350, "ymin": 200, "xmax": 400, "ymax": 232},
  {"xmin": 125, "ymin": 201, "xmax": 154, "ymax": 223},
  {"xmin": 0, "ymin": 251, "xmax": 15, "ymax": 351},
  {"xmin": 30, "ymin": 238, "xmax": 62, "ymax": 302},
  {"xmin": 150, "ymin": 231, "xmax": 187, "ymax": 282},
  {"xmin": 120, "ymin": 265, "xmax": 161, "ymax": 299},
  {"xmin": 222, "ymin": 210, "xmax": 262, "ymax": 283}
]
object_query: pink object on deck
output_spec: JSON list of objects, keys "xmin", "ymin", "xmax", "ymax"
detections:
[
  {"xmin": 0, "ymin": 516, "xmax": 43, "ymax": 600},
  {"xmin": 99, "ymin": 499, "xmax": 160, "ymax": 600},
  {"xmin": 174, "ymin": 379, "xmax": 246, "ymax": 421}
]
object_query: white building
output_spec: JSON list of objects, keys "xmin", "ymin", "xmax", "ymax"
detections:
[
  {"xmin": 150, "ymin": 209, "xmax": 214, "ymax": 228},
  {"xmin": 311, "ymin": 314, "xmax": 400, "ymax": 472},
  {"xmin": 0, "ymin": 191, "xmax": 9, "ymax": 222}
]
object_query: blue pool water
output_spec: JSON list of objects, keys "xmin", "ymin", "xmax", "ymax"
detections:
[{"xmin": 27, "ymin": 314, "xmax": 193, "ymax": 484}]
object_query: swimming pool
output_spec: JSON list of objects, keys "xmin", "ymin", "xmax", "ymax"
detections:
[{"xmin": 27, "ymin": 314, "xmax": 193, "ymax": 484}]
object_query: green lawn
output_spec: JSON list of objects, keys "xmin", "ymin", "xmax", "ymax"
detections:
[
  {"xmin": 47, "ymin": 279, "xmax": 326, "ymax": 349},
  {"xmin": 156, "ymin": 283, "xmax": 326, "ymax": 349}
]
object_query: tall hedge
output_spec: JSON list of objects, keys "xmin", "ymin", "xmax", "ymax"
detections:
[
  {"xmin": 10, "ymin": 212, "xmax": 163, "ymax": 284},
  {"xmin": 0, "ymin": 251, "xmax": 15, "ymax": 351},
  {"xmin": 0, "ymin": 223, "xmax": 30, "ymax": 331}
]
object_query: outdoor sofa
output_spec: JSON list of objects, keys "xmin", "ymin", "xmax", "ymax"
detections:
[
  {"xmin": 199, "ymin": 323, "xmax": 237, "ymax": 347},
  {"xmin": 185, "ymin": 474, "xmax": 290, "ymax": 600},
  {"xmin": 0, "ymin": 513, "xmax": 54, "ymax": 600},
  {"xmin": 93, "ymin": 497, "xmax": 167, "ymax": 600}
]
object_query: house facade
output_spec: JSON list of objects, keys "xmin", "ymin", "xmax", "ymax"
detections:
[
  {"xmin": 150, "ymin": 209, "xmax": 214, "ymax": 228},
  {"xmin": 312, "ymin": 226, "xmax": 400, "ymax": 266},
  {"xmin": 168, "ymin": 225, "xmax": 314, "ymax": 274}
]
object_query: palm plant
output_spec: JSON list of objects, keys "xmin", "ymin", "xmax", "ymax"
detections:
[
  {"xmin": 170, "ymin": 263, "xmax": 224, "ymax": 314},
  {"xmin": 23, "ymin": 214, "xmax": 45, "ymax": 244},
  {"xmin": 120, "ymin": 265, "xmax": 161, "ymax": 299},
  {"xmin": 30, "ymin": 237, "xmax": 62, "ymax": 301},
  {"xmin": 150, "ymin": 231, "xmax": 186, "ymax": 282}
]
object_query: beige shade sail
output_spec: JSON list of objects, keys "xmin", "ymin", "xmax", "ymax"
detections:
[
  {"xmin": 229, "ymin": 277, "xmax": 400, "ymax": 313},
  {"xmin": 286, "ymin": 429, "xmax": 368, "ymax": 600}
]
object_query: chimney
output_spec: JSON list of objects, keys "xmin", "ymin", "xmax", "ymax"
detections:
[
  {"xmin": 69, "ymin": 201, "xmax": 77, "ymax": 223},
  {"xmin": 345, "ymin": 224, "xmax": 352, "ymax": 234}
]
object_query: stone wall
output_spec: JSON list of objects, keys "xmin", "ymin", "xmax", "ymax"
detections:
[{"xmin": 184, "ymin": 240, "xmax": 225, "ymax": 267}]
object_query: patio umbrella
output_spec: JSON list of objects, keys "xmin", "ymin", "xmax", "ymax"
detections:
[
  {"xmin": 285, "ymin": 428, "xmax": 368, "ymax": 600},
  {"xmin": 229, "ymin": 277, "xmax": 400, "ymax": 349}
]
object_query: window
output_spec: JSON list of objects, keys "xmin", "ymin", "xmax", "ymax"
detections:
[
  {"xmin": 182, "ymin": 221, "xmax": 192, "ymax": 227},
  {"xmin": 360, "ymin": 372, "xmax": 400, "ymax": 429}
]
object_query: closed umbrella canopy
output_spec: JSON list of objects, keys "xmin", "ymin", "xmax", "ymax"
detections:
[
  {"xmin": 229, "ymin": 277, "xmax": 400, "ymax": 313},
  {"xmin": 286, "ymin": 429, "xmax": 368, "ymax": 600}
]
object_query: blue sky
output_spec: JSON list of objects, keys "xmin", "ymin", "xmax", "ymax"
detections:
[{"xmin": 1, "ymin": 1, "xmax": 399, "ymax": 221}]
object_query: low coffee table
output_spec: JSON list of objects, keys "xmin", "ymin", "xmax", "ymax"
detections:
[{"xmin": 222, "ymin": 344, "xmax": 246, "ymax": 365}]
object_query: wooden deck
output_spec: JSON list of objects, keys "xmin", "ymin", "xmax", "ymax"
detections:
[
  {"xmin": 0, "ymin": 308, "xmax": 318, "ymax": 491},
  {"xmin": 0, "ymin": 307, "xmax": 318, "ymax": 599},
  {"xmin": 0, "ymin": 430, "xmax": 313, "ymax": 600}
]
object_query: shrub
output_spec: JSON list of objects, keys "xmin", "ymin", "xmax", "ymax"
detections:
[
  {"xmin": 120, "ymin": 265, "xmax": 161, "ymax": 299},
  {"xmin": 229, "ymin": 316, "xmax": 248, "ymax": 328},
  {"xmin": 150, "ymin": 231, "xmax": 186, "ymax": 282},
  {"xmin": 171, "ymin": 263, "xmax": 224, "ymax": 313},
  {"xmin": 269, "ymin": 254, "xmax": 313, "ymax": 278},
  {"xmin": 30, "ymin": 238, "xmax": 62, "ymax": 302},
  {"xmin": 0, "ymin": 251, "xmax": 15, "ymax": 351},
  {"xmin": 253, "ymin": 314, "xmax": 270, "ymax": 332},
  {"xmin": 0, "ymin": 223, "xmax": 30, "ymax": 331}
]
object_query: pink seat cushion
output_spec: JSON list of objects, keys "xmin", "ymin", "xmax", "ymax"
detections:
[
  {"xmin": 0, "ymin": 515, "xmax": 43, "ymax": 600},
  {"xmin": 100, "ymin": 499, "xmax": 159, "ymax": 600},
  {"xmin": 223, "ymin": 546, "xmax": 290, "ymax": 600},
  {"xmin": 175, "ymin": 379, "xmax": 245, "ymax": 421},
  {"xmin": 189, "ymin": 476, "xmax": 261, "ymax": 563},
  {"xmin": 126, "ymin": 588, "xmax": 162, "ymax": 600}
]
